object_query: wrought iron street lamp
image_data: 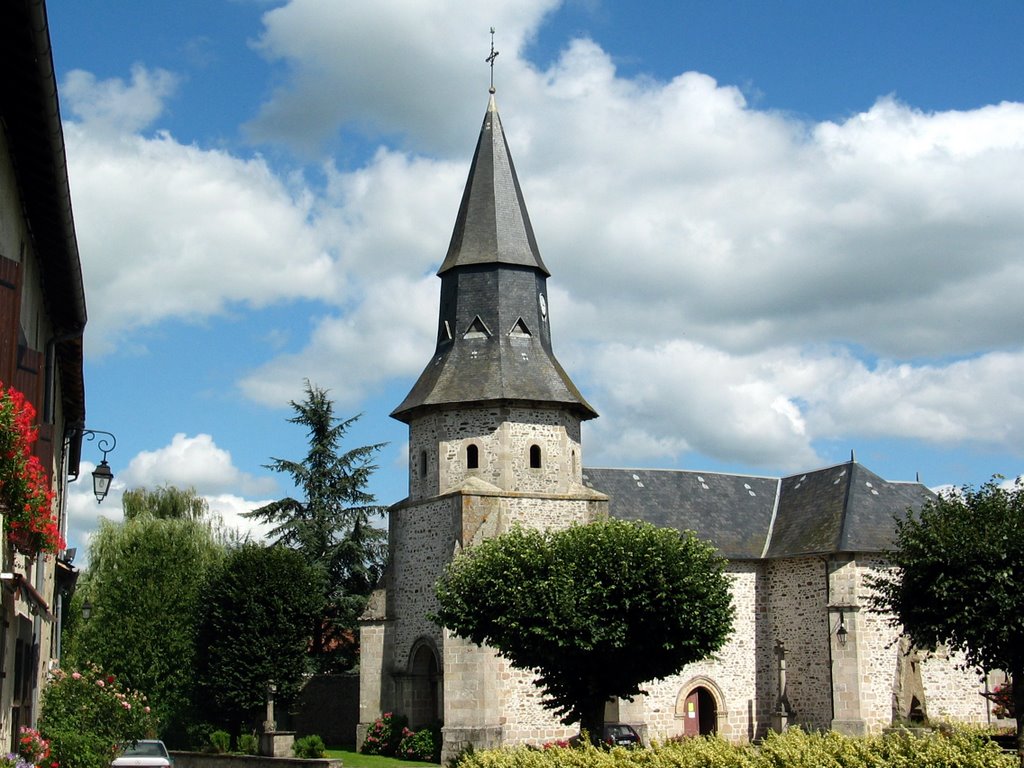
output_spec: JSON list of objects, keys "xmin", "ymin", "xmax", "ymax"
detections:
[{"xmin": 79, "ymin": 429, "xmax": 117, "ymax": 503}]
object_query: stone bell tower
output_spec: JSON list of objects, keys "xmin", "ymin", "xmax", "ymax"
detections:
[{"xmin": 358, "ymin": 88, "xmax": 607, "ymax": 759}]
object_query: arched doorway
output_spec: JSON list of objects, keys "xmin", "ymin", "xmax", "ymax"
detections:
[
  {"xmin": 407, "ymin": 642, "xmax": 441, "ymax": 728},
  {"xmin": 677, "ymin": 684, "xmax": 719, "ymax": 736}
]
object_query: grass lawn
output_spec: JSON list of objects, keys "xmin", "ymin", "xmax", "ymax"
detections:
[{"xmin": 324, "ymin": 748, "xmax": 436, "ymax": 768}]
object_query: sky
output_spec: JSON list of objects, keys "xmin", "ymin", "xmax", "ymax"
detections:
[{"xmin": 44, "ymin": 0, "xmax": 1024, "ymax": 558}]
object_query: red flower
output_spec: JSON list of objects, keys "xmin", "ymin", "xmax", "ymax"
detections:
[{"xmin": 0, "ymin": 382, "xmax": 64, "ymax": 556}]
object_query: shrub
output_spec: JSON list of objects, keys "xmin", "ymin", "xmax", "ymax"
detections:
[
  {"xmin": 237, "ymin": 733, "xmax": 259, "ymax": 755},
  {"xmin": 208, "ymin": 731, "xmax": 231, "ymax": 754},
  {"xmin": 362, "ymin": 712, "xmax": 409, "ymax": 756},
  {"xmin": 451, "ymin": 727, "xmax": 1014, "ymax": 768},
  {"xmin": 399, "ymin": 725, "xmax": 441, "ymax": 762},
  {"xmin": 294, "ymin": 735, "xmax": 326, "ymax": 759},
  {"xmin": 38, "ymin": 665, "xmax": 157, "ymax": 768}
]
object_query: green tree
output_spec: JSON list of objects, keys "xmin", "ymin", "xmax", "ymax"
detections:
[
  {"xmin": 434, "ymin": 519, "xmax": 735, "ymax": 742},
  {"xmin": 122, "ymin": 484, "xmax": 209, "ymax": 521},
  {"xmin": 196, "ymin": 543, "xmax": 325, "ymax": 737},
  {"xmin": 870, "ymin": 476, "xmax": 1024, "ymax": 765},
  {"xmin": 244, "ymin": 380, "xmax": 386, "ymax": 672},
  {"xmin": 68, "ymin": 491, "xmax": 226, "ymax": 746}
]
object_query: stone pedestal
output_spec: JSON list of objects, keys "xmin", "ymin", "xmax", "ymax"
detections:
[{"xmin": 259, "ymin": 731, "xmax": 295, "ymax": 757}]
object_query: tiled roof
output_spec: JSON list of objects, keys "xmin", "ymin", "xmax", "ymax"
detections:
[{"xmin": 584, "ymin": 461, "xmax": 934, "ymax": 559}]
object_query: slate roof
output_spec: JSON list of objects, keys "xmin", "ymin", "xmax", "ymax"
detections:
[
  {"xmin": 584, "ymin": 461, "xmax": 934, "ymax": 560},
  {"xmin": 392, "ymin": 94, "xmax": 595, "ymax": 423},
  {"xmin": 437, "ymin": 94, "xmax": 549, "ymax": 277}
]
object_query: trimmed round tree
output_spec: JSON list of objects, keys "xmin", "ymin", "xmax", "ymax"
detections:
[
  {"xmin": 870, "ymin": 476, "xmax": 1024, "ymax": 765},
  {"xmin": 434, "ymin": 519, "xmax": 735, "ymax": 741},
  {"xmin": 197, "ymin": 543, "xmax": 325, "ymax": 738}
]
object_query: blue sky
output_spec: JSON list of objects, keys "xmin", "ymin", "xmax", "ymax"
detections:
[{"xmin": 45, "ymin": 0, "xmax": 1024, "ymax": 553}]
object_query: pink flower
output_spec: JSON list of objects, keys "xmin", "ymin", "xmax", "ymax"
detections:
[
  {"xmin": 71, "ymin": 672, "xmax": 81, "ymax": 680},
  {"xmin": 96, "ymin": 680, "xmax": 105, "ymax": 687}
]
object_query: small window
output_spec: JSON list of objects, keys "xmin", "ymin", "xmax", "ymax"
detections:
[
  {"xmin": 529, "ymin": 444, "xmax": 542, "ymax": 469},
  {"xmin": 419, "ymin": 450, "xmax": 428, "ymax": 477},
  {"xmin": 467, "ymin": 444, "xmax": 479, "ymax": 469}
]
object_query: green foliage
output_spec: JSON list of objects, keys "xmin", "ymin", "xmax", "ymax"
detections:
[
  {"xmin": 362, "ymin": 712, "xmax": 409, "ymax": 756},
  {"xmin": 434, "ymin": 519, "xmax": 734, "ymax": 739},
  {"xmin": 67, "ymin": 507, "xmax": 225, "ymax": 745},
  {"xmin": 196, "ymin": 543, "xmax": 324, "ymax": 733},
  {"xmin": 208, "ymin": 730, "xmax": 231, "ymax": 754},
  {"xmin": 868, "ymin": 476, "xmax": 1024, "ymax": 751},
  {"xmin": 398, "ymin": 725, "xmax": 442, "ymax": 763},
  {"xmin": 38, "ymin": 664, "xmax": 158, "ymax": 768},
  {"xmin": 244, "ymin": 380, "xmax": 387, "ymax": 673},
  {"xmin": 237, "ymin": 733, "xmax": 259, "ymax": 755},
  {"xmin": 294, "ymin": 735, "xmax": 327, "ymax": 759},
  {"xmin": 452, "ymin": 727, "xmax": 1014, "ymax": 768},
  {"xmin": 123, "ymin": 485, "xmax": 209, "ymax": 522}
]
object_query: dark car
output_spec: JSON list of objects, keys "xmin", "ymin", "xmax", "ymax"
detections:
[{"xmin": 602, "ymin": 723, "xmax": 642, "ymax": 748}]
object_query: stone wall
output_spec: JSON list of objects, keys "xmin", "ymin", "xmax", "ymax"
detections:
[
  {"xmin": 766, "ymin": 556, "xmax": 832, "ymax": 731},
  {"xmin": 293, "ymin": 674, "xmax": 359, "ymax": 747},
  {"xmin": 408, "ymin": 406, "xmax": 583, "ymax": 500},
  {"xmin": 641, "ymin": 562, "xmax": 766, "ymax": 743},
  {"xmin": 170, "ymin": 753, "xmax": 339, "ymax": 768}
]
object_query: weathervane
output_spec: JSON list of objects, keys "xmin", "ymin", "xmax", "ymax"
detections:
[{"xmin": 486, "ymin": 27, "xmax": 499, "ymax": 93}]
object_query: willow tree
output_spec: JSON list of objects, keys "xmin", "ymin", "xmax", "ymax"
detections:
[
  {"xmin": 244, "ymin": 380, "xmax": 387, "ymax": 672},
  {"xmin": 70, "ymin": 489, "xmax": 226, "ymax": 745},
  {"xmin": 434, "ymin": 519, "xmax": 735, "ymax": 742}
]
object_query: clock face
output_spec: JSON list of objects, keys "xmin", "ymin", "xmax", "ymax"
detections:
[{"xmin": 539, "ymin": 293, "xmax": 547, "ymax": 319}]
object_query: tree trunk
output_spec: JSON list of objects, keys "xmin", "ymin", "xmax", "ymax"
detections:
[{"xmin": 580, "ymin": 699, "xmax": 606, "ymax": 747}]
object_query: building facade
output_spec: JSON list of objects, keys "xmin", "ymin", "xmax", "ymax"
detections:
[
  {"xmin": 358, "ymin": 90, "xmax": 997, "ymax": 759},
  {"xmin": 1, "ymin": 0, "xmax": 89, "ymax": 750}
]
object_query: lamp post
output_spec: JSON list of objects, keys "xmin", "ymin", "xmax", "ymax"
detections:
[{"xmin": 79, "ymin": 429, "xmax": 117, "ymax": 503}]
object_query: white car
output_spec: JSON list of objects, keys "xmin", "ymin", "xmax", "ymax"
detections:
[{"xmin": 111, "ymin": 740, "xmax": 172, "ymax": 768}]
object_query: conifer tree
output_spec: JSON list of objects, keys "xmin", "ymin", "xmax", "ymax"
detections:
[{"xmin": 244, "ymin": 380, "xmax": 387, "ymax": 672}]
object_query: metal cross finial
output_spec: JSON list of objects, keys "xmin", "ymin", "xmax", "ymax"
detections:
[{"xmin": 486, "ymin": 27, "xmax": 499, "ymax": 93}]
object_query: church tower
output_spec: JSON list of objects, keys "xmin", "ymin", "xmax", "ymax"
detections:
[{"xmin": 358, "ymin": 90, "xmax": 607, "ymax": 758}]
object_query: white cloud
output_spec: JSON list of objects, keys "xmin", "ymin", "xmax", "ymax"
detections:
[
  {"xmin": 62, "ymin": 64, "xmax": 179, "ymax": 136},
  {"xmin": 60, "ymin": 6, "xmax": 1024, "ymax": 481},
  {"xmin": 64, "ymin": 446, "xmax": 279, "ymax": 565},
  {"xmin": 577, "ymin": 342, "xmax": 1024, "ymax": 472},
  {"xmin": 62, "ymin": 68, "xmax": 340, "ymax": 355},
  {"xmin": 247, "ymin": 0, "xmax": 561, "ymax": 153},
  {"xmin": 120, "ymin": 433, "xmax": 277, "ymax": 497}
]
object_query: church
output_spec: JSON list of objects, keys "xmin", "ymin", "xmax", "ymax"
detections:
[{"xmin": 357, "ymin": 87, "xmax": 994, "ymax": 759}]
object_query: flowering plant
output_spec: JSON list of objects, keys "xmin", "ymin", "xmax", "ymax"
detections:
[
  {"xmin": 0, "ymin": 754, "xmax": 35, "ymax": 768},
  {"xmin": 397, "ymin": 725, "xmax": 441, "ymax": 762},
  {"xmin": 0, "ymin": 382, "xmax": 62, "ymax": 555},
  {"xmin": 990, "ymin": 681, "xmax": 1014, "ymax": 719},
  {"xmin": 16, "ymin": 728, "xmax": 50, "ymax": 766},
  {"xmin": 38, "ymin": 664, "xmax": 157, "ymax": 768},
  {"xmin": 361, "ymin": 712, "xmax": 408, "ymax": 756}
]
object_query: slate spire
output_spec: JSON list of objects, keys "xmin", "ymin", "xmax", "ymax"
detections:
[
  {"xmin": 436, "ymin": 93, "xmax": 549, "ymax": 277},
  {"xmin": 392, "ymin": 93, "xmax": 596, "ymax": 423}
]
